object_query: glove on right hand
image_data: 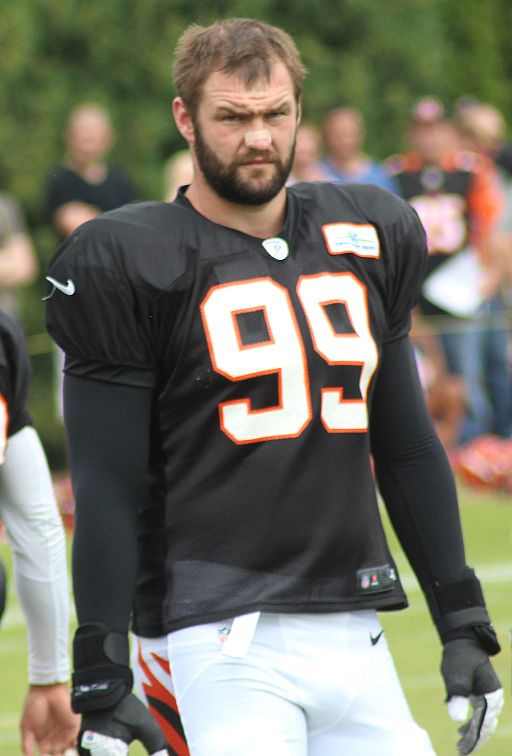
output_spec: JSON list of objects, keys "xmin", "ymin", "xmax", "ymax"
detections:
[{"xmin": 78, "ymin": 693, "xmax": 168, "ymax": 755}]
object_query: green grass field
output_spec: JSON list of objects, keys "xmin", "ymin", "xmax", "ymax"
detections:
[{"xmin": 1, "ymin": 483, "xmax": 511, "ymax": 755}]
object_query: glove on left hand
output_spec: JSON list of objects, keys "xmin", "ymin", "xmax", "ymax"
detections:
[
  {"xmin": 441, "ymin": 638, "xmax": 503, "ymax": 755},
  {"xmin": 78, "ymin": 693, "xmax": 168, "ymax": 755}
]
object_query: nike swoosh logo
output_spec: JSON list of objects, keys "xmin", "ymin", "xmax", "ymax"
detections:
[
  {"xmin": 370, "ymin": 630, "xmax": 384, "ymax": 646},
  {"xmin": 46, "ymin": 276, "xmax": 76, "ymax": 296}
]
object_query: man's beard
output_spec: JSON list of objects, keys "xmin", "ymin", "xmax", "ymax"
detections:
[{"xmin": 193, "ymin": 122, "xmax": 295, "ymax": 205}]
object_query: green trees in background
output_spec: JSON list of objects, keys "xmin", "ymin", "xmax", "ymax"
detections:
[{"xmin": 2, "ymin": 0, "xmax": 512, "ymax": 466}]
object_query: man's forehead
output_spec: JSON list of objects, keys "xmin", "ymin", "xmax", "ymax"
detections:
[{"xmin": 201, "ymin": 62, "xmax": 295, "ymax": 109}]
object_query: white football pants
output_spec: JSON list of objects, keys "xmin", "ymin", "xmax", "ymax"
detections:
[{"xmin": 165, "ymin": 610, "xmax": 435, "ymax": 756}]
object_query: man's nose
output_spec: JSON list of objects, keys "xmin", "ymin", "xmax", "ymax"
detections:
[{"xmin": 244, "ymin": 128, "xmax": 272, "ymax": 149}]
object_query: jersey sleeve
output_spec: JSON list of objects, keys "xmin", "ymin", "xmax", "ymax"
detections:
[
  {"xmin": 0, "ymin": 313, "xmax": 33, "ymax": 451},
  {"xmin": 45, "ymin": 220, "xmax": 157, "ymax": 388},
  {"xmin": 382, "ymin": 198, "xmax": 428, "ymax": 342},
  {"xmin": 466, "ymin": 157, "xmax": 503, "ymax": 261}
]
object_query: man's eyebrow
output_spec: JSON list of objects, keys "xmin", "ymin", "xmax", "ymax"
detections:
[
  {"xmin": 215, "ymin": 98, "xmax": 293, "ymax": 116},
  {"xmin": 266, "ymin": 100, "xmax": 293, "ymax": 112},
  {"xmin": 216, "ymin": 105, "xmax": 245, "ymax": 114}
]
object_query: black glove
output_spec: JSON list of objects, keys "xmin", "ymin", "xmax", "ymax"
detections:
[
  {"xmin": 71, "ymin": 623, "xmax": 168, "ymax": 754},
  {"xmin": 441, "ymin": 637, "xmax": 503, "ymax": 755},
  {"xmin": 426, "ymin": 569, "xmax": 503, "ymax": 754},
  {"xmin": 78, "ymin": 692, "xmax": 168, "ymax": 755}
]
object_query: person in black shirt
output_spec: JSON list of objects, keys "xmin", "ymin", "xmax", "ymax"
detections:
[
  {"xmin": 47, "ymin": 103, "xmax": 137, "ymax": 240},
  {"xmin": 47, "ymin": 103, "xmax": 138, "ymax": 417},
  {"xmin": 46, "ymin": 19, "xmax": 502, "ymax": 756}
]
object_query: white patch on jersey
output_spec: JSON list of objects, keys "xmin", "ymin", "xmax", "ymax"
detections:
[
  {"xmin": 322, "ymin": 223, "xmax": 380, "ymax": 258},
  {"xmin": 262, "ymin": 237, "xmax": 289, "ymax": 260}
]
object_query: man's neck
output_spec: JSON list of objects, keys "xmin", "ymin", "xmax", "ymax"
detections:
[
  {"xmin": 185, "ymin": 179, "xmax": 287, "ymax": 239},
  {"xmin": 66, "ymin": 156, "xmax": 108, "ymax": 184}
]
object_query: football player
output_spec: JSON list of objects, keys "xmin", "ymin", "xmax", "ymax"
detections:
[
  {"xmin": 46, "ymin": 18, "xmax": 502, "ymax": 756},
  {"xmin": 0, "ymin": 309, "xmax": 79, "ymax": 755}
]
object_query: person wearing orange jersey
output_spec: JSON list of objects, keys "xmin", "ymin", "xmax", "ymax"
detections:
[{"xmin": 387, "ymin": 98, "xmax": 509, "ymax": 443}]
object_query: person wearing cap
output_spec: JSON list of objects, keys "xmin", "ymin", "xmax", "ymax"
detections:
[{"xmin": 386, "ymin": 97, "xmax": 508, "ymax": 444}]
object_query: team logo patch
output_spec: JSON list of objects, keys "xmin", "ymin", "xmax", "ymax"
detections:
[
  {"xmin": 357, "ymin": 565, "xmax": 397, "ymax": 594},
  {"xmin": 262, "ymin": 237, "xmax": 289, "ymax": 260},
  {"xmin": 322, "ymin": 223, "xmax": 380, "ymax": 258}
]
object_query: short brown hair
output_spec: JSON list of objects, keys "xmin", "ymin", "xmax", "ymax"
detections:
[{"xmin": 172, "ymin": 18, "xmax": 307, "ymax": 117}]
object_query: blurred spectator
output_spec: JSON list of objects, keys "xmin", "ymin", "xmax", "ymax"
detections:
[
  {"xmin": 287, "ymin": 123, "xmax": 329, "ymax": 184},
  {"xmin": 456, "ymin": 101, "xmax": 504, "ymax": 157},
  {"xmin": 47, "ymin": 102, "xmax": 137, "ymax": 239},
  {"xmin": 410, "ymin": 310, "xmax": 466, "ymax": 452},
  {"xmin": 163, "ymin": 148, "xmax": 194, "ymax": 201},
  {"xmin": 320, "ymin": 107, "xmax": 398, "ymax": 192},
  {"xmin": 456, "ymin": 97, "xmax": 512, "ymax": 181},
  {"xmin": 454, "ymin": 102, "xmax": 512, "ymax": 442},
  {"xmin": 46, "ymin": 103, "xmax": 138, "ymax": 415},
  {"xmin": 491, "ymin": 176, "xmax": 512, "ymax": 285},
  {"xmin": 0, "ymin": 193, "xmax": 37, "ymax": 316},
  {"xmin": 387, "ymin": 97, "xmax": 509, "ymax": 443}
]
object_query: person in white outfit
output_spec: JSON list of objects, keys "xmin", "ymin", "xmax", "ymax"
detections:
[{"xmin": 0, "ymin": 308, "xmax": 78, "ymax": 755}]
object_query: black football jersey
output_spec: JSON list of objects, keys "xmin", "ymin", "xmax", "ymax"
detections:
[
  {"xmin": 46, "ymin": 182, "xmax": 427, "ymax": 632},
  {"xmin": 0, "ymin": 310, "xmax": 32, "ymax": 449},
  {"xmin": 389, "ymin": 154, "xmax": 475, "ymax": 261}
]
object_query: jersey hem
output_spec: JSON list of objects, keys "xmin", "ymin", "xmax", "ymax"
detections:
[{"xmin": 160, "ymin": 595, "xmax": 409, "ymax": 633}]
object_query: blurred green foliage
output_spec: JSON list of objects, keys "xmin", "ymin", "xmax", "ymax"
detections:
[{"xmin": 2, "ymin": 0, "xmax": 512, "ymax": 467}]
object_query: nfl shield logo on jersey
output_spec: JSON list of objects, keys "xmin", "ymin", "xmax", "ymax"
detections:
[{"xmin": 262, "ymin": 237, "xmax": 289, "ymax": 260}]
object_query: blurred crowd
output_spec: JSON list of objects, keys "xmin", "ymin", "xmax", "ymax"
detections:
[{"xmin": 4, "ymin": 96, "xmax": 512, "ymax": 493}]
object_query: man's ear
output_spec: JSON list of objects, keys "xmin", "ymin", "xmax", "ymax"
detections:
[
  {"xmin": 296, "ymin": 100, "xmax": 302, "ymax": 127},
  {"xmin": 173, "ymin": 98, "xmax": 195, "ymax": 146}
]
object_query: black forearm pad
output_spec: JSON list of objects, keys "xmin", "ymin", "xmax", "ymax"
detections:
[
  {"xmin": 72, "ymin": 623, "xmax": 134, "ymax": 713},
  {"xmin": 443, "ymin": 622, "xmax": 501, "ymax": 657},
  {"xmin": 427, "ymin": 567, "xmax": 494, "ymax": 642}
]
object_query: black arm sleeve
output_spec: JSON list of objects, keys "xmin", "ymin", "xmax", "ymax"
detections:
[
  {"xmin": 64, "ymin": 374, "xmax": 153, "ymax": 634},
  {"xmin": 370, "ymin": 335, "xmax": 467, "ymax": 589}
]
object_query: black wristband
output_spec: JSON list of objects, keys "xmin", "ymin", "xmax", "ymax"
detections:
[
  {"xmin": 443, "ymin": 623, "xmax": 501, "ymax": 656},
  {"xmin": 426, "ymin": 567, "xmax": 494, "ymax": 642},
  {"xmin": 72, "ymin": 623, "xmax": 134, "ymax": 713}
]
